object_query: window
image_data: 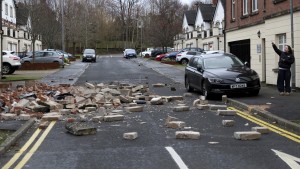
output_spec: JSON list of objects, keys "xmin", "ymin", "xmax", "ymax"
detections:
[
  {"xmin": 10, "ymin": 6, "xmax": 13, "ymax": 17},
  {"xmin": 5, "ymin": 4, "xmax": 8, "ymax": 15},
  {"xmin": 277, "ymin": 34, "xmax": 286, "ymax": 51},
  {"xmin": 232, "ymin": 0, "xmax": 236, "ymax": 20},
  {"xmin": 243, "ymin": 0, "xmax": 248, "ymax": 15},
  {"xmin": 252, "ymin": 0, "xmax": 258, "ymax": 12}
]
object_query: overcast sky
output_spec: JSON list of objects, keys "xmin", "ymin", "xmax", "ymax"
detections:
[{"xmin": 180, "ymin": 0, "xmax": 192, "ymax": 5}]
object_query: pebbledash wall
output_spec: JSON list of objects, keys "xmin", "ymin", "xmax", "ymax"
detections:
[{"xmin": 226, "ymin": 11, "xmax": 300, "ymax": 88}]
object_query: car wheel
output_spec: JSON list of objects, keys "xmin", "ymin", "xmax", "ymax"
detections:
[
  {"xmin": 181, "ymin": 59, "xmax": 188, "ymax": 65},
  {"xmin": 202, "ymin": 81, "xmax": 211, "ymax": 99},
  {"xmin": 185, "ymin": 76, "xmax": 194, "ymax": 92},
  {"xmin": 2, "ymin": 63, "xmax": 11, "ymax": 75}
]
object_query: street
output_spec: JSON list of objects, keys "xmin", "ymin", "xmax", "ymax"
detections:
[{"xmin": 1, "ymin": 54, "xmax": 300, "ymax": 169}]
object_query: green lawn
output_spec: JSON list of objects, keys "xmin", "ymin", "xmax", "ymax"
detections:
[{"xmin": 1, "ymin": 75, "xmax": 40, "ymax": 82}]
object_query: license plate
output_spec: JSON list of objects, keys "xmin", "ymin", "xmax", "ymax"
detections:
[{"xmin": 231, "ymin": 83, "xmax": 247, "ymax": 89}]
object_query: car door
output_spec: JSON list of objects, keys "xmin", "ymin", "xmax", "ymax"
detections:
[
  {"xmin": 34, "ymin": 52, "xmax": 44, "ymax": 63},
  {"xmin": 194, "ymin": 57, "xmax": 205, "ymax": 89},
  {"xmin": 186, "ymin": 57, "xmax": 199, "ymax": 88}
]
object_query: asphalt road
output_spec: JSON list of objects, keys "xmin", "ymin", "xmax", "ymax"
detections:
[{"xmin": 1, "ymin": 54, "xmax": 300, "ymax": 169}]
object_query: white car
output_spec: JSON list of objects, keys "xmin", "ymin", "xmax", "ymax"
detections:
[
  {"xmin": 2, "ymin": 50, "xmax": 21, "ymax": 74},
  {"xmin": 176, "ymin": 51, "xmax": 202, "ymax": 64},
  {"xmin": 141, "ymin": 48, "xmax": 153, "ymax": 57}
]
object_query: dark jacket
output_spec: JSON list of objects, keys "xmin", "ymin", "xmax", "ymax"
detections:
[{"xmin": 272, "ymin": 44, "xmax": 294, "ymax": 69}]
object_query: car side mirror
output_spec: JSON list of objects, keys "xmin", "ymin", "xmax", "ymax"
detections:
[{"xmin": 244, "ymin": 62, "xmax": 249, "ymax": 67}]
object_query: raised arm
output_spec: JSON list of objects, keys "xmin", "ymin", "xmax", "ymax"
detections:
[{"xmin": 272, "ymin": 42, "xmax": 282, "ymax": 56}]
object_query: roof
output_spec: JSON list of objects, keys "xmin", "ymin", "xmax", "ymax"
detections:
[
  {"xmin": 184, "ymin": 10, "xmax": 197, "ymax": 26},
  {"xmin": 199, "ymin": 4, "xmax": 216, "ymax": 22}
]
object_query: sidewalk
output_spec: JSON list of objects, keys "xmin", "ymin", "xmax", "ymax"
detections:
[{"xmin": 135, "ymin": 58, "xmax": 300, "ymax": 133}]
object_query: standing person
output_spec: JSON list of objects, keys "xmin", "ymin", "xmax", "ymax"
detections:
[{"xmin": 271, "ymin": 42, "xmax": 295, "ymax": 96}]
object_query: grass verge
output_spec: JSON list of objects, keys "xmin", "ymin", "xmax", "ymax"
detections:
[
  {"xmin": 1, "ymin": 75, "xmax": 40, "ymax": 81},
  {"xmin": 0, "ymin": 130, "xmax": 14, "ymax": 145}
]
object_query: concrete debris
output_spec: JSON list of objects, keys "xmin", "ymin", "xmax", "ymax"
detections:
[
  {"xmin": 217, "ymin": 110, "xmax": 236, "ymax": 116},
  {"xmin": 222, "ymin": 95, "xmax": 228, "ymax": 103},
  {"xmin": 150, "ymin": 97, "xmax": 164, "ymax": 105},
  {"xmin": 234, "ymin": 131, "xmax": 261, "ymax": 140},
  {"xmin": 152, "ymin": 83, "xmax": 165, "ymax": 87},
  {"xmin": 65, "ymin": 122, "xmax": 97, "ymax": 136},
  {"xmin": 209, "ymin": 104, "xmax": 227, "ymax": 110},
  {"xmin": 173, "ymin": 106, "xmax": 190, "ymax": 112},
  {"xmin": 166, "ymin": 121, "xmax": 186, "ymax": 129},
  {"xmin": 125, "ymin": 106, "xmax": 144, "ymax": 113},
  {"xmin": 175, "ymin": 131, "xmax": 200, "ymax": 139},
  {"xmin": 251, "ymin": 127, "xmax": 270, "ymax": 134},
  {"xmin": 183, "ymin": 93, "xmax": 192, "ymax": 97},
  {"xmin": 123, "ymin": 132, "xmax": 138, "ymax": 140},
  {"xmin": 222, "ymin": 120, "xmax": 235, "ymax": 127}
]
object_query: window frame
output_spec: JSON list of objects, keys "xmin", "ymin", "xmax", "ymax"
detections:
[
  {"xmin": 231, "ymin": 0, "xmax": 236, "ymax": 20},
  {"xmin": 252, "ymin": 0, "xmax": 258, "ymax": 12},
  {"xmin": 5, "ymin": 3, "xmax": 8, "ymax": 15},
  {"xmin": 277, "ymin": 34, "xmax": 286, "ymax": 51},
  {"xmin": 243, "ymin": 0, "xmax": 248, "ymax": 16}
]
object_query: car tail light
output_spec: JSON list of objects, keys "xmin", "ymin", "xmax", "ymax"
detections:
[
  {"xmin": 9, "ymin": 56, "xmax": 20, "ymax": 60},
  {"xmin": 59, "ymin": 55, "xmax": 63, "ymax": 59}
]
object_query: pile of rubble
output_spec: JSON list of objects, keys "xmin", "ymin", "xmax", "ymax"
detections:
[{"xmin": 0, "ymin": 81, "xmax": 269, "ymax": 140}]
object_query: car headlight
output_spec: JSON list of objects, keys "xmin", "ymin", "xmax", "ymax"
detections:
[
  {"xmin": 208, "ymin": 78, "xmax": 223, "ymax": 83},
  {"xmin": 251, "ymin": 74, "xmax": 260, "ymax": 80}
]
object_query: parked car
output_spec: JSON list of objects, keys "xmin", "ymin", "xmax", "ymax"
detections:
[
  {"xmin": 163, "ymin": 51, "xmax": 179, "ymax": 61},
  {"xmin": 151, "ymin": 47, "xmax": 174, "ymax": 57},
  {"xmin": 155, "ymin": 53, "xmax": 167, "ymax": 61},
  {"xmin": 123, "ymin": 49, "xmax": 137, "ymax": 59},
  {"xmin": 82, "ymin": 49, "xmax": 96, "ymax": 62},
  {"xmin": 176, "ymin": 51, "xmax": 202, "ymax": 64},
  {"xmin": 141, "ymin": 48, "xmax": 153, "ymax": 57},
  {"xmin": 184, "ymin": 52, "xmax": 260, "ymax": 98},
  {"xmin": 179, "ymin": 47, "xmax": 204, "ymax": 53},
  {"xmin": 21, "ymin": 51, "xmax": 64, "ymax": 67},
  {"xmin": 2, "ymin": 50, "xmax": 21, "ymax": 74}
]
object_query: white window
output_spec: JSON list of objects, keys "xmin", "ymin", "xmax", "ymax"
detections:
[
  {"xmin": 278, "ymin": 34, "xmax": 286, "ymax": 51},
  {"xmin": 10, "ymin": 6, "xmax": 13, "ymax": 17},
  {"xmin": 243, "ymin": 0, "xmax": 248, "ymax": 15},
  {"xmin": 5, "ymin": 4, "xmax": 8, "ymax": 15},
  {"xmin": 232, "ymin": 0, "xmax": 236, "ymax": 19},
  {"xmin": 252, "ymin": 0, "xmax": 258, "ymax": 12}
]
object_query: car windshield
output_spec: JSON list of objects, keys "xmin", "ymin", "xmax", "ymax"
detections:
[
  {"xmin": 203, "ymin": 55, "xmax": 244, "ymax": 69},
  {"xmin": 84, "ymin": 49, "xmax": 95, "ymax": 54},
  {"xmin": 126, "ymin": 49, "xmax": 136, "ymax": 53}
]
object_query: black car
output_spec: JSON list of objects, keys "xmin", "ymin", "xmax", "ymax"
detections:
[{"xmin": 184, "ymin": 52, "xmax": 260, "ymax": 98}]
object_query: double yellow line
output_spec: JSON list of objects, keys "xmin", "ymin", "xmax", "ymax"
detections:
[
  {"xmin": 2, "ymin": 121, "xmax": 56, "ymax": 169},
  {"xmin": 228, "ymin": 107, "xmax": 300, "ymax": 143}
]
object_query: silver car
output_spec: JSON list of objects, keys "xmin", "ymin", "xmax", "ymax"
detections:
[{"xmin": 21, "ymin": 51, "xmax": 64, "ymax": 67}]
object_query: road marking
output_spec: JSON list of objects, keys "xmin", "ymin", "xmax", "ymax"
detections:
[
  {"xmin": 272, "ymin": 149, "xmax": 300, "ymax": 169},
  {"xmin": 2, "ymin": 129, "xmax": 42, "ymax": 169},
  {"xmin": 14, "ymin": 121, "xmax": 56, "ymax": 169},
  {"xmin": 228, "ymin": 107, "xmax": 300, "ymax": 143},
  {"xmin": 165, "ymin": 147, "xmax": 189, "ymax": 169}
]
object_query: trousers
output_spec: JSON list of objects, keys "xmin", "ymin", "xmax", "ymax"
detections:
[{"xmin": 277, "ymin": 69, "xmax": 291, "ymax": 93}]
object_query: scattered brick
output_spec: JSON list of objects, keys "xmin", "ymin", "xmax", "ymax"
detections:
[
  {"xmin": 222, "ymin": 120, "xmax": 235, "ymax": 127},
  {"xmin": 251, "ymin": 127, "xmax": 270, "ymax": 134},
  {"xmin": 175, "ymin": 131, "xmax": 200, "ymax": 139},
  {"xmin": 217, "ymin": 110, "xmax": 236, "ymax": 116},
  {"xmin": 123, "ymin": 132, "xmax": 138, "ymax": 140},
  {"xmin": 234, "ymin": 131, "xmax": 261, "ymax": 140}
]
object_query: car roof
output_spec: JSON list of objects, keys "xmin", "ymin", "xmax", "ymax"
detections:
[{"xmin": 193, "ymin": 52, "xmax": 235, "ymax": 59}]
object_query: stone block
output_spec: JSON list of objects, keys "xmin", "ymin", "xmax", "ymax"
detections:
[
  {"xmin": 170, "ymin": 96, "xmax": 184, "ymax": 101},
  {"xmin": 85, "ymin": 107, "xmax": 97, "ymax": 112},
  {"xmin": 217, "ymin": 110, "xmax": 236, "ymax": 116},
  {"xmin": 19, "ymin": 114, "xmax": 31, "ymax": 121},
  {"xmin": 112, "ymin": 110, "xmax": 123, "ymax": 114},
  {"xmin": 152, "ymin": 83, "xmax": 165, "ymax": 87},
  {"xmin": 15, "ymin": 99, "xmax": 30, "ymax": 108},
  {"xmin": 150, "ymin": 97, "xmax": 164, "ymax": 105},
  {"xmin": 59, "ymin": 109, "xmax": 71, "ymax": 115},
  {"xmin": 222, "ymin": 120, "xmax": 235, "ymax": 127},
  {"xmin": 119, "ymin": 95, "xmax": 131, "ymax": 103},
  {"xmin": 222, "ymin": 95, "xmax": 228, "ymax": 102},
  {"xmin": 92, "ymin": 116, "xmax": 104, "ymax": 122},
  {"xmin": 165, "ymin": 115, "xmax": 178, "ymax": 125},
  {"xmin": 209, "ymin": 105, "xmax": 227, "ymax": 110},
  {"xmin": 1, "ymin": 113, "xmax": 17, "ymax": 120},
  {"xmin": 125, "ymin": 106, "xmax": 143, "ymax": 112},
  {"xmin": 132, "ymin": 85, "xmax": 144, "ymax": 93},
  {"xmin": 85, "ymin": 82, "xmax": 95, "ymax": 89},
  {"xmin": 175, "ymin": 131, "xmax": 200, "ymax": 139},
  {"xmin": 166, "ymin": 121, "xmax": 185, "ymax": 129},
  {"xmin": 104, "ymin": 115, "xmax": 124, "ymax": 122},
  {"xmin": 193, "ymin": 99, "xmax": 201, "ymax": 107},
  {"xmin": 65, "ymin": 122, "xmax": 97, "ymax": 136},
  {"xmin": 234, "ymin": 131, "xmax": 261, "ymax": 140},
  {"xmin": 39, "ymin": 121, "xmax": 50, "ymax": 129},
  {"xmin": 119, "ymin": 89, "xmax": 131, "ymax": 96},
  {"xmin": 41, "ymin": 112, "xmax": 62, "ymax": 121},
  {"xmin": 173, "ymin": 106, "xmax": 190, "ymax": 112},
  {"xmin": 123, "ymin": 132, "xmax": 138, "ymax": 140},
  {"xmin": 38, "ymin": 100, "xmax": 64, "ymax": 110},
  {"xmin": 32, "ymin": 105, "xmax": 49, "ymax": 113},
  {"xmin": 196, "ymin": 104, "xmax": 209, "ymax": 110},
  {"xmin": 251, "ymin": 127, "xmax": 270, "ymax": 134}
]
